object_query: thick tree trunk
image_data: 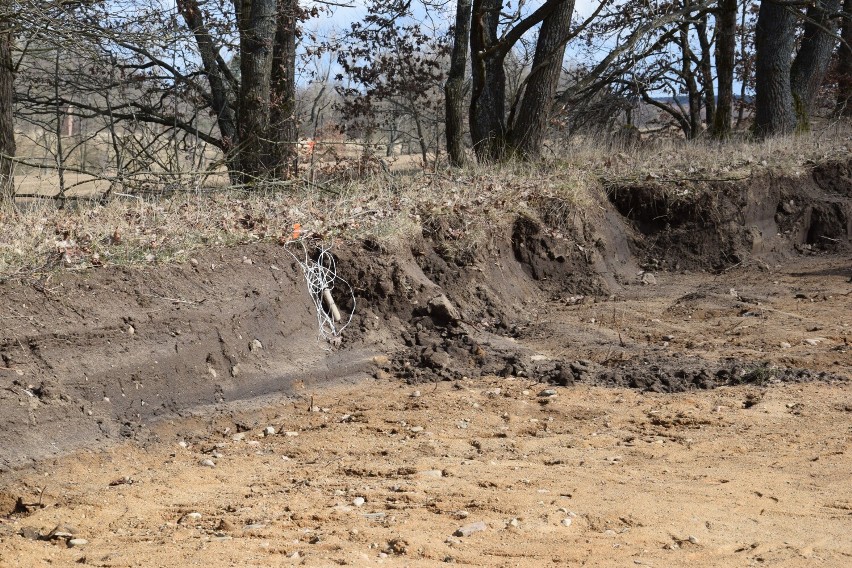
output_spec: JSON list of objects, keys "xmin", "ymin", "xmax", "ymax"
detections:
[
  {"xmin": 838, "ymin": 0, "xmax": 852, "ymax": 115},
  {"xmin": 469, "ymin": 0, "xmax": 507, "ymax": 161},
  {"xmin": 508, "ymin": 0, "xmax": 574, "ymax": 159},
  {"xmin": 754, "ymin": 1, "xmax": 798, "ymax": 137},
  {"xmin": 790, "ymin": 0, "xmax": 841, "ymax": 128},
  {"xmin": 270, "ymin": 0, "xmax": 298, "ymax": 178},
  {"xmin": 712, "ymin": 0, "xmax": 737, "ymax": 138},
  {"xmin": 445, "ymin": 0, "xmax": 472, "ymax": 167},
  {"xmin": 237, "ymin": 0, "xmax": 277, "ymax": 181},
  {"xmin": 0, "ymin": 10, "xmax": 14, "ymax": 206}
]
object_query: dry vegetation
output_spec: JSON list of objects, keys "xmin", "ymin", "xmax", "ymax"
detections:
[{"xmin": 2, "ymin": 127, "xmax": 851, "ymax": 278}]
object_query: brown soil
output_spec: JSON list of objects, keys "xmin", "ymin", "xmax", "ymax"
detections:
[{"xmin": 1, "ymin": 163, "xmax": 851, "ymax": 566}]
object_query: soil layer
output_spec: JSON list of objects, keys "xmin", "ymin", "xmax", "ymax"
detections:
[{"xmin": 1, "ymin": 163, "xmax": 851, "ymax": 566}]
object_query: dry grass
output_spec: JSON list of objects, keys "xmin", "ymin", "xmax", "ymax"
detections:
[
  {"xmin": 2, "ymin": 125, "xmax": 850, "ymax": 277},
  {"xmin": 0, "ymin": 164, "xmax": 588, "ymax": 276},
  {"xmin": 555, "ymin": 122, "xmax": 852, "ymax": 184}
]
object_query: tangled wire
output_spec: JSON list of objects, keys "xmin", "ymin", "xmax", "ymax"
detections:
[{"xmin": 283, "ymin": 239, "xmax": 355, "ymax": 342}]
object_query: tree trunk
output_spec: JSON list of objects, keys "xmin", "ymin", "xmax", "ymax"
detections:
[
  {"xmin": 712, "ymin": 0, "xmax": 737, "ymax": 138},
  {"xmin": 445, "ymin": 0, "xmax": 472, "ymax": 167},
  {"xmin": 237, "ymin": 0, "xmax": 277, "ymax": 181},
  {"xmin": 838, "ymin": 0, "xmax": 852, "ymax": 115},
  {"xmin": 508, "ymin": 0, "xmax": 574, "ymax": 159},
  {"xmin": 178, "ymin": 0, "xmax": 238, "ymax": 173},
  {"xmin": 270, "ymin": 0, "xmax": 298, "ymax": 178},
  {"xmin": 754, "ymin": 0, "xmax": 798, "ymax": 137},
  {"xmin": 695, "ymin": 12, "xmax": 715, "ymax": 129},
  {"xmin": 0, "ymin": 9, "xmax": 14, "ymax": 207},
  {"xmin": 679, "ymin": 21, "xmax": 702, "ymax": 138},
  {"xmin": 790, "ymin": 0, "xmax": 841, "ymax": 128},
  {"xmin": 469, "ymin": 0, "xmax": 507, "ymax": 161}
]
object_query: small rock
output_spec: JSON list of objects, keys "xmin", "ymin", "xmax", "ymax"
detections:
[
  {"xmin": 688, "ymin": 535, "xmax": 699, "ymax": 544},
  {"xmin": 779, "ymin": 342, "xmax": 792, "ymax": 349},
  {"xmin": 804, "ymin": 338, "xmax": 821, "ymax": 346},
  {"xmin": 127, "ymin": 325, "xmax": 135, "ymax": 335},
  {"xmin": 640, "ymin": 272, "xmax": 657, "ymax": 285},
  {"xmin": 353, "ymin": 497, "xmax": 366, "ymax": 507},
  {"xmin": 538, "ymin": 389, "xmax": 557, "ymax": 398},
  {"xmin": 67, "ymin": 538, "xmax": 88, "ymax": 547},
  {"xmin": 178, "ymin": 440, "xmax": 188, "ymax": 448},
  {"xmin": 409, "ymin": 426, "xmax": 424, "ymax": 433},
  {"xmin": 230, "ymin": 364, "xmax": 240, "ymax": 378},
  {"xmin": 47, "ymin": 524, "xmax": 78, "ymax": 540},
  {"xmin": 144, "ymin": 253, "xmax": 155, "ymax": 263},
  {"xmin": 453, "ymin": 521, "xmax": 487, "ymax": 537},
  {"xmin": 189, "ymin": 258, "xmax": 199, "ymax": 267},
  {"xmin": 200, "ymin": 458, "xmax": 216, "ymax": 468},
  {"xmin": 418, "ymin": 469, "xmax": 443, "ymax": 479},
  {"xmin": 18, "ymin": 526, "xmax": 41, "ymax": 540},
  {"xmin": 250, "ymin": 339, "xmax": 263, "ymax": 351},
  {"xmin": 232, "ymin": 433, "xmax": 246, "ymax": 442},
  {"xmin": 507, "ymin": 518, "xmax": 520, "ymax": 528},
  {"xmin": 263, "ymin": 426, "xmax": 276, "ymax": 437},
  {"xmin": 662, "ymin": 335, "xmax": 675, "ymax": 342},
  {"xmin": 410, "ymin": 390, "xmax": 421, "ymax": 398},
  {"xmin": 561, "ymin": 518, "xmax": 573, "ymax": 527},
  {"xmin": 427, "ymin": 295, "xmax": 461, "ymax": 325},
  {"xmin": 180, "ymin": 512, "xmax": 202, "ymax": 524}
]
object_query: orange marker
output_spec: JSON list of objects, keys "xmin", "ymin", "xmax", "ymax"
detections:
[{"xmin": 292, "ymin": 223, "xmax": 302, "ymax": 240}]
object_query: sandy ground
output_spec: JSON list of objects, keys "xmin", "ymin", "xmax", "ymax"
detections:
[
  {"xmin": 0, "ymin": 376, "xmax": 850, "ymax": 567},
  {"xmin": 1, "ymin": 256, "xmax": 851, "ymax": 567}
]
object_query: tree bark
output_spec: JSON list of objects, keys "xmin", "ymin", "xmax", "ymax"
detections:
[
  {"xmin": 754, "ymin": 0, "xmax": 798, "ymax": 137},
  {"xmin": 270, "ymin": 0, "xmax": 298, "ymax": 178},
  {"xmin": 0, "ymin": 6, "xmax": 14, "ymax": 206},
  {"xmin": 695, "ymin": 12, "xmax": 715, "ymax": 129},
  {"xmin": 838, "ymin": 0, "xmax": 852, "ymax": 115},
  {"xmin": 790, "ymin": 0, "xmax": 841, "ymax": 128},
  {"xmin": 469, "ymin": 0, "xmax": 506, "ymax": 161},
  {"xmin": 712, "ymin": 0, "xmax": 737, "ymax": 138},
  {"xmin": 178, "ymin": 0, "xmax": 239, "ymax": 174},
  {"xmin": 679, "ymin": 21, "xmax": 702, "ymax": 138},
  {"xmin": 237, "ymin": 0, "xmax": 277, "ymax": 181},
  {"xmin": 508, "ymin": 0, "xmax": 574, "ymax": 159},
  {"xmin": 445, "ymin": 0, "xmax": 472, "ymax": 167}
]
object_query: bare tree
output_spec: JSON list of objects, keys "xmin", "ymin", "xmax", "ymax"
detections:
[
  {"xmin": 837, "ymin": 0, "xmax": 852, "ymax": 115},
  {"xmin": 712, "ymin": 0, "xmax": 738, "ymax": 138},
  {"xmin": 445, "ymin": 0, "xmax": 471, "ymax": 167},
  {"xmin": 0, "ymin": 0, "xmax": 14, "ymax": 205},
  {"xmin": 790, "ymin": 0, "xmax": 842, "ymax": 128},
  {"xmin": 753, "ymin": 0, "xmax": 799, "ymax": 136}
]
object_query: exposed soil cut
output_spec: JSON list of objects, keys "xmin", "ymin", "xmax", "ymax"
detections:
[{"xmin": 1, "ymin": 163, "xmax": 851, "ymax": 566}]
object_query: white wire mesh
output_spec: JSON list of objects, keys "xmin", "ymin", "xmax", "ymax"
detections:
[{"xmin": 283, "ymin": 239, "xmax": 355, "ymax": 341}]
